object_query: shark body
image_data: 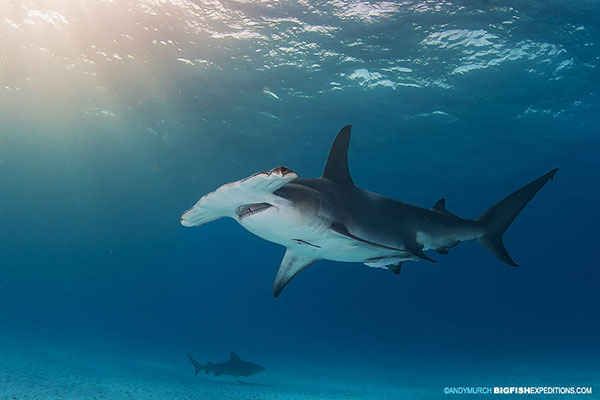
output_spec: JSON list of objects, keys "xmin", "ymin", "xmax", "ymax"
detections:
[
  {"xmin": 181, "ymin": 125, "xmax": 557, "ymax": 297},
  {"xmin": 188, "ymin": 352, "xmax": 265, "ymax": 377}
]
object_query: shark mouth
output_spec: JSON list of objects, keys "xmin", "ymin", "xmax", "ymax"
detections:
[{"xmin": 236, "ymin": 203, "xmax": 273, "ymax": 220}]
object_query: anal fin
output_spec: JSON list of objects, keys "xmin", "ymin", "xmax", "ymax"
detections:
[
  {"xmin": 436, "ymin": 240, "xmax": 459, "ymax": 255},
  {"xmin": 389, "ymin": 263, "xmax": 402, "ymax": 275},
  {"xmin": 273, "ymin": 248, "xmax": 318, "ymax": 297}
]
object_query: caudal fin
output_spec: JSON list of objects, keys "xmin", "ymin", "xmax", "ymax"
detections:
[
  {"xmin": 477, "ymin": 168, "xmax": 558, "ymax": 266},
  {"xmin": 188, "ymin": 354, "xmax": 204, "ymax": 376}
]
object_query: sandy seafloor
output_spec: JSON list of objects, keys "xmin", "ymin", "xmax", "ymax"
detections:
[
  {"xmin": 0, "ymin": 350, "xmax": 424, "ymax": 400},
  {"xmin": 1, "ymin": 339, "xmax": 597, "ymax": 400}
]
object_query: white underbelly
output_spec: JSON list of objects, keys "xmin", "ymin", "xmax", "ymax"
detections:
[{"xmin": 237, "ymin": 206, "xmax": 397, "ymax": 263}]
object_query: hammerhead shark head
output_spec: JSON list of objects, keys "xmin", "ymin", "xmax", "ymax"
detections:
[
  {"xmin": 188, "ymin": 352, "xmax": 265, "ymax": 377},
  {"xmin": 181, "ymin": 125, "xmax": 557, "ymax": 297}
]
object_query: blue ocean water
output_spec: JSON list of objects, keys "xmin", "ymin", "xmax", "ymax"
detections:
[{"xmin": 0, "ymin": 1, "xmax": 598, "ymax": 398}]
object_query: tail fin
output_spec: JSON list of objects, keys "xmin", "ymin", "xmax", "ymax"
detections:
[
  {"xmin": 477, "ymin": 168, "xmax": 558, "ymax": 266},
  {"xmin": 188, "ymin": 354, "xmax": 204, "ymax": 376}
]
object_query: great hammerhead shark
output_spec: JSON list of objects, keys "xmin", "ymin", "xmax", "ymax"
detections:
[{"xmin": 181, "ymin": 125, "xmax": 557, "ymax": 297}]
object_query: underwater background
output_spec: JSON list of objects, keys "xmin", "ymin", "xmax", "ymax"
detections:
[{"xmin": 0, "ymin": 0, "xmax": 598, "ymax": 398}]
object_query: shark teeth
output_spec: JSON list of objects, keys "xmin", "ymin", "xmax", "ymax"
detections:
[{"xmin": 236, "ymin": 203, "xmax": 273, "ymax": 220}]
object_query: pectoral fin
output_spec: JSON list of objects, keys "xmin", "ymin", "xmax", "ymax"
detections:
[{"xmin": 273, "ymin": 249, "xmax": 318, "ymax": 297}]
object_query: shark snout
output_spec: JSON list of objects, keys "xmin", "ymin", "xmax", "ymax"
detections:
[
  {"xmin": 180, "ymin": 165, "xmax": 298, "ymax": 229},
  {"xmin": 180, "ymin": 205, "xmax": 203, "ymax": 227},
  {"xmin": 180, "ymin": 215, "xmax": 194, "ymax": 227}
]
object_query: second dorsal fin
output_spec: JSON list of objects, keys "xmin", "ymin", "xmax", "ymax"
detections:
[
  {"xmin": 432, "ymin": 198, "xmax": 457, "ymax": 217},
  {"xmin": 322, "ymin": 125, "xmax": 355, "ymax": 185},
  {"xmin": 432, "ymin": 198, "xmax": 446, "ymax": 212}
]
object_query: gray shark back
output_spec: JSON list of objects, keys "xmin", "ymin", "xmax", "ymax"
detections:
[{"xmin": 272, "ymin": 125, "xmax": 557, "ymax": 294}]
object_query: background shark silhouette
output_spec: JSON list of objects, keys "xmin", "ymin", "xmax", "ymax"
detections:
[
  {"xmin": 188, "ymin": 352, "xmax": 265, "ymax": 377},
  {"xmin": 181, "ymin": 126, "xmax": 557, "ymax": 297}
]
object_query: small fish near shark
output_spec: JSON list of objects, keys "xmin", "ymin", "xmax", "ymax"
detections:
[
  {"xmin": 188, "ymin": 352, "xmax": 265, "ymax": 377},
  {"xmin": 181, "ymin": 125, "xmax": 558, "ymax": 297}
]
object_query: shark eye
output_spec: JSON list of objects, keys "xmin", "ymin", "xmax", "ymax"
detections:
[{"xmin": 280, "ymin": 167, "xmax": 288, "ymax": 175}]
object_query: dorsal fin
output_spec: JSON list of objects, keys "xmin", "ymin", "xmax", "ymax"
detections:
[
  {"xmin": 322, "ymin": 125, "xmax": 354, "ymax": 185},
  {"xmin": 432, "ymin": 198, "xmax": 457, "ymax": 217},
  {"xmin": 230, "ymin": 351, "xmax": 240, "ymax": 361},
  {"xmin": 432, "ymin": 198, "xmax": 446, "ymax": 211}
]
